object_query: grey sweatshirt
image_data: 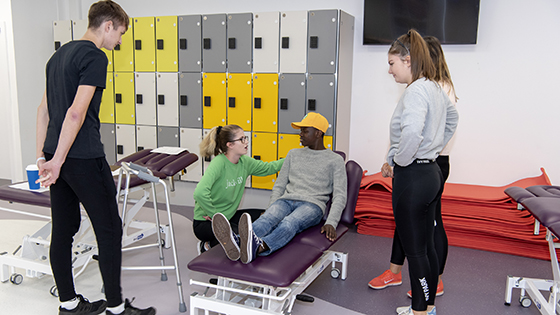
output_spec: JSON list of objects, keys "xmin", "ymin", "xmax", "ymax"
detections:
[
  {"xmin": 268, "ymin": 147, "xmax": 348, "ymax": 228},
  {"xmin": 387, "ymin": 78, "xmax": 459, "ymax": 167}
]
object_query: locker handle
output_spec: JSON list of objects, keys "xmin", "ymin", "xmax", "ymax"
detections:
[
  {"xmin": 115, "ymin": 94, "xmax": 122, "ymax": 104},
  {"xmin": 137, "ymin": 146, "xmax": 144, "ymax": 151},
  {"xmin": 158, "ymin": 95, "xmax": 165, "ymax": 105},
  {"xmin": 229, "ymin": 97, "xmax": 236, "ymax": 108},
  {"xmin": 310, "ymin": 36, "xmax": 318, "ymax": 49},
  {"xmin": 136, "ymin": 94, "xmax": 143, "ymax": 104},
  {"xmin": 203, "ymin": 38, "xmax": 211, "ymax": 50},
  {"xmin": 280, "ymin": 98, "xmax": 288, "ymax": 110},
  {"xmin": 308, "ymin": 99, "xmax": 316, "ymax": 111},
  {"xmin": 114, "ymin": 44, "xmax": 121, "ymax": 51},
  {"xmin": 181, "ymin": 95, "xmax": 188, "ymax": 106},
  {"xmin": 204, "ymin": 96, "xmax": 211, "ymax": 107},
  {"xmin": 117, "ymin": 145, "xmax": 124, "ymax": 155},
  {"xmin": 54, "ymin": 41, "xmax": 61, "ymax": 50},
  {"xmin": 254, "ymin": 97, "xmax": 261, "ymax": 109},
  {"xmin": 180, "ymin": 38, "xmax": 187, "ymax": 50},
  {"xmin": 135, "ymin": 40, "xmax": 142, "ymax": 50},
  {"xmin": 157, "ymin": 39, "xmax": 164, "ymax": 50},
  {"xmin": 282, "ymin": 37, "xmax": 289, "ymax": 49},
  {"xmin": 254, "ymin": 37, "xmax": 262, "ymax": 49},
  {"xmin": 228, "ymin": 38, "xmax": 236, "ymax": 49},
  {"xmin": 254, "ymin": 155, "xmax": 261, "ymax": 160},
  {"xmin": 204, "ymin": 156, "xmax": 212, "ymax": 162}
]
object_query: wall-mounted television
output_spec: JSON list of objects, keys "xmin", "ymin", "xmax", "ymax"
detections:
[{"xmin": 363, "ymin": 0, "xmax": 480, "ymax": 45}]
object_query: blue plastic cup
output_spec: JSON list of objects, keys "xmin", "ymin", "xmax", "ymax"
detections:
[{"xmin": 26, "ymin": 164, "xmax": 40, "ymax": 190}]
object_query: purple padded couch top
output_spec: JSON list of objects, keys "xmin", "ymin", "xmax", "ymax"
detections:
[
  {"xmin": 521, "ymin": 197, "xmax": 560, "ymax": 238},
  {"xmin": 504, "ymin": 186, "xmax": 537, "ymax": 203},
  {"xmin": 527, "ymin": 185, "xmax": 560, "ymax": 198},
  {"xmin": 0, "ymin": 183, "xmax": 51, "ymax": 208}
]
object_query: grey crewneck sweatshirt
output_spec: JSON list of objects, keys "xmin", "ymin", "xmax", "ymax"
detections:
[
  {"xmin": 387, "ymin": 78, "xmax": 459, "ymax": 167},
  {"xmin": 268, "ymin": 147, "xmax": 347, "ymax": 228}
]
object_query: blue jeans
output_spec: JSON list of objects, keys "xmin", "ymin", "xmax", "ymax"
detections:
[{"xmin": 252, "ymin": 199, "xmax": 323, "ymax": 256}]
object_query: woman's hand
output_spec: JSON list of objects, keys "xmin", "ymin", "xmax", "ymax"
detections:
[
  {"xmin": 381, "ymin": 162, "xmax": 393, "ymax": 178},
  {"xmin": 203, "ymin": 216, "xmax": 212, "ymax": 221}
]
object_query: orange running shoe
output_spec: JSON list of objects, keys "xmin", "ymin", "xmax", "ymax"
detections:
[
  {"xmin": 407, "ymin": 279, "xmax": 444, "ymax": 298},
  {"xmin": 368, "ymin": 269, "xmax": 402, "ymax": 289}
]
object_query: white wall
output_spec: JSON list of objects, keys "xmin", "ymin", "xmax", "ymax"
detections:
[{"xmin": 7, "ymin": 0, "xmax": 560, "ymax": 186}]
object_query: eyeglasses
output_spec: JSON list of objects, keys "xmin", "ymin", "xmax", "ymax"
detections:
[{"xmin": 230, "ymin": 136, "xmax": 249, "ymax": 143}]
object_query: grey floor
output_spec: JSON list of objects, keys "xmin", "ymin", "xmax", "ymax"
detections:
[{"xmin": 0, "ymin": 179, "xmax": 551, "ymax": 314}]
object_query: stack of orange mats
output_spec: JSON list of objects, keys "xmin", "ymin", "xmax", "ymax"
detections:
[{"xmin": 355, "ymin": 168, "xmax": 554, "ymax": 260}]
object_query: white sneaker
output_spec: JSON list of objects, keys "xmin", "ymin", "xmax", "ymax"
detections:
[{"xmin": 396, "ymin": 306, "xmax": 436, "ymax": 315}]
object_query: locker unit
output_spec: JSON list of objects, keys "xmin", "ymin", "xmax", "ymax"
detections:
[
  {"xmin": 279, "ymin": 11, "xmax": 308, "ymax": 74},
  {"xmin": 99, "ymin": 73, "xmax": 115, "ymax": 124},
  {"xmin": 116, "ymin": 124, "xmax": 136, "ymax": 160},
  {"xmin": 227, "ymin": 13, "xmax": 253, "ymax": 73},
  {"xmin": 244, "ymin": 130, "xmax": 252, "ymax": 188},
  {"xmin": 158, "ymin": 127, "xmax": 180, "ymax": 147},
  {"xmin": 278, "ymin": 134, "xmax": 303, "ymax": 159},
  {"xmin": 156, "ymin": 72, "xmax": 179, "ymax": 127},
  {"xmin": 251, "ymin": 132, "xmax": 278, "ymax": 190},
  {"xmin": 72, "ymin": 20, "xmax": 87, "ymax": 40},
  {"xmin": 100, "ymin": 123, "xmax": 116, "ymax": 165},
  {"xmin": 53, "ymin": 20, "xmax": 72, "ymax": 51},
  {"xmin": 202, "ymin": 14, "xmax": 227, "ymax": 73},
  {"xmin": 278, "ymin": 74, "xmax": 306, "ymax": 134},
  {"xmin": 103, "ymin": 48, "xmax": 114, "ymax": 72},
  {"xmin": 114, "ymin": 72, "xmax": 136, "ymax": 125},
  {"xmin": 252, "ymin": 73, "xmax": 278, "ymax": 133},
  {"xmin": 324, "ymin": 135, "xmax": 333, "ymax": 150},
  {"xmin": 135, "ymin": 72, "xmax": 157, "ymax": 126},
  {"xmin": 306, "ymin": 74, "xmax": 335, "ymax": 136},
  {"xmin": 202, "ymin": 73, "xmax": 227, "ymax": 129},
  {"xmin": 307, "ymin": 10, "xmax": 338, "ymax": 74},
  {"xmin": 178, "ymin": 15, "xmax": 202, "ymax": 72},
  {"xmin": 156, "ymin": 16, "xmax": 178, "ymax": 72},
  {"xmin": 252, "ymin": 12, "xmax": 280, "ymax": 73},
  {"xmin": 226, "ymin": 73, "xmax": 252, "ymax": 131},
  {"xmin": 136, "ymin": 125, "xmax": 157, "ymax": 151},
  {"xmin": 133, "ymin": 17, "xmax": 156, "ymax": 72},
  {"xmin": 179, "ymin": 73, "xmax": 202, "ymax": 128},
  {"xmin": 113, "ymin": 18, "xmax": 134, "ymax": 72},
  {"xmin": 202, "ymin": 129, "xmax": 213, "ymax": 175},
  {"xmin": 180, "ymin": 128, "xmax": 203, "ymax": 182}
]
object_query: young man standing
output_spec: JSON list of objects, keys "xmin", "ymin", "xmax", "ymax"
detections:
[
  {"xmin": 212, "ymin": 112, "xmax": 347, "ymax": 264},
  {"xmin": 36, "ymin": 1, "xmax": 155, "ymax": 314}
]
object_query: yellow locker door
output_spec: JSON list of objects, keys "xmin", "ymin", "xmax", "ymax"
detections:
[
  {"xmin": 99, "ymin": 73, "xmax": 115, "ymax": 123},
  {"xmin": 251, "ymin": 132, "xmax": 278, "ymax": 190},
  {"xmin": 101, "ymin": 48, "xmax": 113, "ymax": 72},
  {"xmin": 114, "ymin": 72, "xmax": 135, "ymax": 125},
  {"xmin": 202, "ymin": 73, "xmax": 226, "ymax": 129},
  {"xmin": 325, "ymin": 136, "xmax": 333, "ymax": 150},
  {"xmin": 278, "ymin": 134, "xmax": 303, "ymax": 159},
  {"xmin": 156, "ymin": 16, "xmax": 178, "ymax": 72},
  {"xmin": 113, "ymin": 18, "xmax": 134, "ymax": 72},
  {"xmin": 133, "ymin": 17, "xmax": 155, "ymax": 72},
  {"xmin": 227, "ymin": 73, "xmax": 252, "ymax": 131},
  {"xmin": 252, "ymin": 73, "xmax": 278, "ymax": 133}
]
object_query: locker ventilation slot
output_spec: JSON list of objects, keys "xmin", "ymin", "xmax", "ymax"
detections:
[
  {"xmin": 282, "ymin": 37, "xmax": 289, "ymax": 49},
  {"xmin": 280, "ymin": 98, "xmax": 288, "ymax": 110},
  {"xmin": 254, "ymin": 98, "xmax": 261, "ymax": 109},
  {"xmin": 229, "ymin": 97, "xmax": 236, "ymax": 108},
  {"xmin": 136, "ymin": 94, "xmax": 143, "ymax": 104},
  {"xmin": 135, "ymin": 40, "xmax": 142, "ymax": 50},
  {"xmin": 203, "ymin": 38, "xmax": 211, "ymax": 50},
  {"xmin": 180, "ymin": 39, "xmax": 187, "ymax": 50},
  {"xmin": 254, "ymin": 37, "xmax": 262, "ymax": 49},
  {"xmin": 157, "ymin": 39, "xmax": 164, "ymax": 50},
  {"xmin": 204, "ymin": 96, "xmax": 211, "ymax": 107},
  {"xmin": 310, "ymin": 36, "xmax": 318, "ymax": 49},
  {"xmin": 308, "ymin": 99, "xmax": 316, "ymax": 111},
  {"xmin": 181, "ymin": 95, "xmax": 188, "ymax": 106},
  {"xmin": 158, "ymin": 95, "xmax": 165, "ymax": 105},
  {"xmin": 228, "ymin": 38, "xmax": 236, "ymax": 49}
]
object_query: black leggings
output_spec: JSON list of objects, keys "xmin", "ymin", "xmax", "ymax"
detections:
[
  {"xmin": 193, "ymin": 209, "xmax": 264, "ymax": 248},
  {"xmin": 392, "ymin": 160, "xmax": 443, "ymax": 311},
  {"xmin": 46, "ymin": 154, "xmax": 123, "ymax": 307},
  {"xmin": 390, "ymin": 155, "xmax": 449, "ymax": 275}
]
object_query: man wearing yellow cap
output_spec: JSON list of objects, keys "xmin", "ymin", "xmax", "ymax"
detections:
[{"xmin": 212, "ymin": 112, "xmax": 347, "ymax": 264}]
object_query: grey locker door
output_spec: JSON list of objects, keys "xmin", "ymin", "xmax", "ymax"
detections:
[
  {"xmin": 158, "ymin": 126, "xmax": 180, "ymax": 147},
  {"xmin": 202, "ymin": 14, "xmax": 227, "ymax": 73},
  {"xmin": 307, "ymin": 10, "xmax": 338, "ymax": 74},
  {"xmin": 306, "ymin": 74, "xmax": 335, "ymax": 136},
  {"xmin": 278, "ymin": 74, "xmax": 306, "ymax": 134},
  {"xmin": 178, "ymin": 15, "xmax": 202, "ymax": 72},
  {"xmin": 100, "ymin": 123, "xmax": 116, "ymax": 165},
  {"xmin": 227, "ymin": 13, "xmax": 253, "ymax": 73},
  {"xmin": 179, "ymin": 73, "xmax": 202, "ymax": 128}
]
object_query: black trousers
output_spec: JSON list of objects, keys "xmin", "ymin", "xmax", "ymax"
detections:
[
  {"xmin": 193, "ymin": 208, "xmax": 264, "ymax": 248},
  {"xmin": 392, "ymin": 160, "xmax": 443, "ymax": 311},
  {"xmin": 46, "ymin": 154, "xmax": 123, "ymax": 307},
  {"xmin": 390, "ymin": 155, "xmax": 449, "ymax": 275}
]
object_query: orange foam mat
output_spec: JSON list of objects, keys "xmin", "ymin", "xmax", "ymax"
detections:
[{"xmin": 355, "ymin": 168, "xmax": 554, "ymax": 260}]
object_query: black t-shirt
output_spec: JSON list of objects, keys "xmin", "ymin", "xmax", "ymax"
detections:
[{"xmin": 43, "ymin": 40, "xmax": 108, "ymax": 159}]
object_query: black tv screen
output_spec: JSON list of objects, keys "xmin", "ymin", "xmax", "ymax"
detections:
[{"xmin": 363, "ymin": 0, "xmax": 480, "ymax": 45}]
